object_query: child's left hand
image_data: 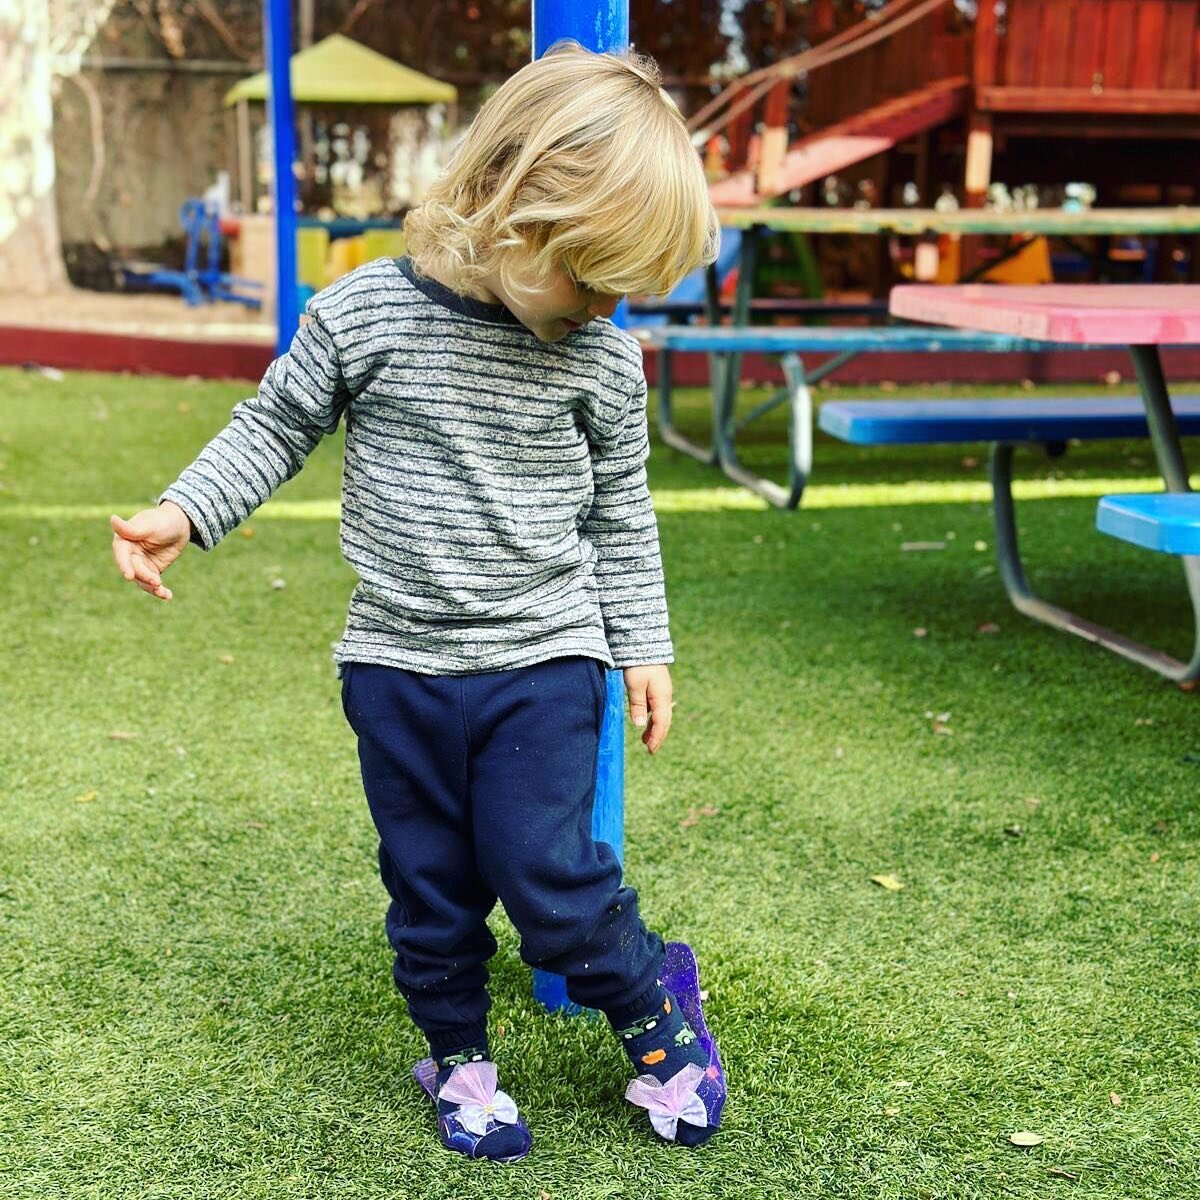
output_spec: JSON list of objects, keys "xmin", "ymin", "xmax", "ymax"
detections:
[{"xmin": 622, "ymin": 664, "xmax": 673, "ymax": 755}]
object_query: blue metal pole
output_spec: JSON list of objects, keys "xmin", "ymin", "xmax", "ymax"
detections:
[
  {"xmin": 264, "ymin": 0, "xmax": 299, "ymax": 356},
  {"xmin": 531, "ymin": 0, "xmax": 630, "ymax": 1015},
  {"xmin": 533, "ymin": 0, "xmax": 629, "ymax": 54}
]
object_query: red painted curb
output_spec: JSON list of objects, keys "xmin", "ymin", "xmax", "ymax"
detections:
[{"xmin": 0, "ymin": 326, "xmax": 273, "ymax": 381}]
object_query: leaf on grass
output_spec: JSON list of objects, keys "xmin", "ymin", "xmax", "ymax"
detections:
[
  {"xmin": 977, "ymin": 622, "xmax": 1000, "ymax": 635},
  {"xmin": 1009, "ymin": 1131, "xmax": 1044, "ymax": 1147},
  {"xmin": 1178, "ymin": 680, "xmax": 1197, "ymax": 693},
  {"xmin": 246, "ymin": 820, "xmax": 266, "ymax": 831},
  {"xmin": 217, "ymin": 653, "xmax": 235, "ymax": 664},
  {"xmin": 240, "ymin": 526, "xmax": 255, "ymax": 539},
  {"xmin": 889, "ymin": 1080, "xmax": 913, "ymax": 1090},
  {"xmin": 1025, "ymin": 796, "xmax": 1042, "ymax": 812},
  {"xmin": 108, "ymin": 730, "xmax": 138, "ymax": 741},
  {"xmin": 961, "ymin": 456, "xmax": 980, "ymax": 470},
  {"xmin": 1047, "ymin": 1167, "xmax": 1078, "ymax": 1181},
  {"xmin": 871, "ymin": 874, "xmax": 904, "ymax": 892},
  {"xmin": 884, "ymin": 1106, "xmax": 901, "ymax": 1116},
  {"xmin": 932, "ymin": 722, "xmax": 953, "ymax": 735},
  {"xmin": 1134, "ymin": 717, "xmax": 1153, "ymax": 726},
  {"xmin": 271, "ymin": 578, "xmax": 287, "ymax": 590},
  {"xmin": 1109, "ymin": 1093, "xmax": 1122, "ymax": 1107},
  {"xmin": 73, "ymin": 790, "xmax": 97, "ymax": 803},
  {"xmin": 699, "ymin": 805, "xmax": 719, "ymax": 817},
  {"xmin": 912, "ymin": 627, "xmax": 928, "ymax": 638},
  {"xmin": 1150, "ymin": 852, "xmax": 1161, "ymax": 864},
  {"xmin": 900, "ymin": 541, "xmax": 946, "ymax": 552}
]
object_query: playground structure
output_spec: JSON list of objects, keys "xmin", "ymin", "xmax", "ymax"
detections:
[
  {"xmin": 223, "ymin": 33, "xmax": 457, "ymax": 219},
  {"xmin": 117, "ymin": 198, "xmax": 263, "ymax": 310},
  {"xmin": 702, "ymin": 0, "xmax": 1200, "ymax": 214}
]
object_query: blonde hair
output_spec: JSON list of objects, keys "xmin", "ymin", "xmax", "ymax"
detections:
[{"xmin": 404, "ymin": 43, "xmax": 719, "ymax": 299}]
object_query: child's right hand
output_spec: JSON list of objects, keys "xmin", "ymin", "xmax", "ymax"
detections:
[{"xmin": 110, "ymin": 501, "xmax": 193, "ymax": 601}]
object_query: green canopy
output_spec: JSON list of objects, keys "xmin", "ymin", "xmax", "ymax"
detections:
[{"xmin": 224, "ymin": 34, "xmax": 457, "ymax": 107}]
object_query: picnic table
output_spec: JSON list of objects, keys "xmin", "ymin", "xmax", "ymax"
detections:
[
  {"xmin": 889, "ymin": 284, "xmax": 1200, "ymax": 683},
  {"xmin": 638, "ymin": 208, "xmax": 1200, "ymax": 507}
]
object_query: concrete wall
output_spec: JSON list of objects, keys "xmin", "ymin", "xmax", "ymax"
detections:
[{"xmin": 53, "ymin": 67, "xmax": 235, "ymax": 252}]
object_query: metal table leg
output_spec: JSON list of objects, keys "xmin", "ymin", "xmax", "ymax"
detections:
[
  {"xmin": 656, "ymin": 346, "xmax": 718, "ymax": 464},
  {"xmin": 990, "ymin": 344, "xmax": 1200, "ymax": 680},
  {"xmin": 652, "ymin": 231, "xmax": 757, "ymax": 468},
  {"xmin": 713, "ymin": 348, "xmax": 858, "ymax": 509}
]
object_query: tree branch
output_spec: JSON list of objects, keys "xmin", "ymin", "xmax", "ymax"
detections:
[
  {"xmin": 192, "ymin": 0, "xmax": 250, "ymax": 60},
  {"xmin": 340, "ymin": 0, "xmax": 384, "ymax": 36}
]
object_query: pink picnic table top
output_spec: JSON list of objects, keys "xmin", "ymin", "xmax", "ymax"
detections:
[{"xmin": 890, "ymin": 284, "xmax": 1200, "ymax": 345}]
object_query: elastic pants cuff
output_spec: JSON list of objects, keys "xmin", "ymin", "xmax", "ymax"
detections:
[
  {"xmin": 425, "ymin": 1020, "xmax": 490, "ymax": 1063},
  {"xmin": 602, "ymin": 979, "xmax": 668, "ymax": 1030}
]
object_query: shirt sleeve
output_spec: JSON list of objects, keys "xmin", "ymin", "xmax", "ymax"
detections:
[
  {"xmin": 160, "ymin": 313, "xmax": 350, "ymax": 550},
  {"xmin": 580, "ymin": 375, "xmax": 674, "ymax": 667}
]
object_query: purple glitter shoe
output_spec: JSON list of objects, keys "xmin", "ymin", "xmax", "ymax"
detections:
[
  {"xmin": 412, "ymin": 1057, "xmax": 533, "ymax": 1163},
  {"xmin": 624, "ymin": 941, "xmax": 726, "ymax": 1142}
]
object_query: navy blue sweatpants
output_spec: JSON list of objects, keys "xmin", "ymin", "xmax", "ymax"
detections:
[{"xmin": 341, "ymin": 656, "xmax": 665, "ymax": 1056}]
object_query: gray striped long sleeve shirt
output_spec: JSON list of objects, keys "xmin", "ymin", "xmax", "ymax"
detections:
[{"xmin": 161, "ymin": 256, "xmax": 673, "ymax": 675}]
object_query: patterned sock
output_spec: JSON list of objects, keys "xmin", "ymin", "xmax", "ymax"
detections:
[
  {"xmin": 608, "ymin": 986, "xmax": 716, "ymax": 1147},
  {"xmin": 425, "ymin": 1044, "xmax": 531, "ymax": 1163}
]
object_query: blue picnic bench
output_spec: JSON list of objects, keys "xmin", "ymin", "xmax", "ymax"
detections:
[
  {"xmin": 819, "ymin": 394, "xmax": 1200, "ymax": 681},
  {"xmin": 635, "ymin": 323, "xmax": 1102, "ymax": 508}
]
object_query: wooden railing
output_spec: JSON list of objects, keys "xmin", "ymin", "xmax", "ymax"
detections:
[
  {"xmin": 690, "ymin": 0, "xmax": 966, "ymax": 179},
  {"xmin": 805, "ymin": 2, "xmax": 967, "ymax": 132}
]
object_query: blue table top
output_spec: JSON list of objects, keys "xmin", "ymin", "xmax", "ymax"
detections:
[{"xmin": 638, "ymin": 325, "xmax": 1103, "ymax": 354}]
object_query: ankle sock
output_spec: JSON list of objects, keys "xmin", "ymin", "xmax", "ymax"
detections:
[
  {"xmin": 608, "ymin": 985, "xmax": 716, "ymax": 1147},
  {"xmin": 419, "ymin": 1042, "xmax": 531, "ymax": 1163}
]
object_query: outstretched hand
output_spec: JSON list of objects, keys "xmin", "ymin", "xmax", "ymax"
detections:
[
  {"xmin": 623, "ymin": 663, "xmax": 673, "ymax": 755},
  {"xmin": 110, "ymin": 501, "xmax": 193, "ymax": 601}
]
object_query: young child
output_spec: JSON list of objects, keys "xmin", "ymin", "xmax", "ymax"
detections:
[{"xmin": 110, "ymin": 44, "xmax": 723, "ymax": 1162}]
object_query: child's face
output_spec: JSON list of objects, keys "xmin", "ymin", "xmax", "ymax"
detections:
[{"xmin": 485, "ymin": 264, "xmax": 622, "ymax": 343}]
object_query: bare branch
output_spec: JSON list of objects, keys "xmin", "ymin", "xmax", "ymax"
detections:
[
  {"xmin": 192, "ymin": 0, "xmax": 250, "ymax": 60},
  {"xmin": 340, "ymin": 0, "xmax": 385, "ymax": 36}
]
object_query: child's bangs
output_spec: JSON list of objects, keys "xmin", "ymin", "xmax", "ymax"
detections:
[{"xmin": 553, "ymin": 147, "xmax": 719, "ymax": 297}]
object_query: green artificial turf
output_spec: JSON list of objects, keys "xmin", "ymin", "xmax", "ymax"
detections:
[{"xmin": 1, "ymin": 365, "xmax": 1198, "ymax": 1199}]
